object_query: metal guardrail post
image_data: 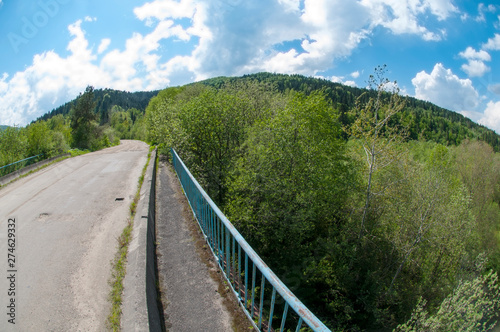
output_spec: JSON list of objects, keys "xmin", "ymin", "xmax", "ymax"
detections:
[{"xmin": 170, "ymin": 148, "xmax": 331, "ymax": 332}]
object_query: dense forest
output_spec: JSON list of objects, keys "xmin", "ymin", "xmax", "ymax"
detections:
[
  {"xmin": 0, "ymin": 86, "xmax": 154, "ymax": 175},
  {"xmin": 35, "ymin": 88, "xmax": 158, "ymax": 124},
  {"xmin": 201, "ymin": 72, "xmax": 500, "ymax": 151},
  {"xmin": 145, "ymin": 71, "xmax": 500, "ymax": 331},
  {"xmin": 1, "ymin": 71, "xmax": 499, "ymax": 330}
]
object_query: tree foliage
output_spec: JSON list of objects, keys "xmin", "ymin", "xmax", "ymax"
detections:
[
  {"xmin": 71, "ymin": 86, "xmax": 98, "ymax": 149},
  {"xmin": 396, "ymin": 256, "xmax": 500, "ymax": 332},
  {"xmin": 227, "ymin": 91, "xmax": 354, "ymax": 269},
  {"xmin": 141, "ymin": 71, "xmax": 500, "ymax": 331}
]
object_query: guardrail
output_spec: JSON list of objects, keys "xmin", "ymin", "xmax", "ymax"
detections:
[
  {"xmin": 0, "ymin": 154, "xmax": 43, "ymax": 176},
  {"xmin": 171, "ymin": 148, "xmax": 331, "ymax": 332}
]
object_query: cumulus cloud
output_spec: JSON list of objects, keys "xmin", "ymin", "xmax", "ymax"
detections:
[
  {"xmin": 412, "ymin": 63, "xmax": 480, "ymax": 111},
  {"xmin": 0, "ymin": 17, "xmax": 192, "ymax": 126},
  {"xmin": 459, "ymin": 47, "xmax": 491, "ymax": 61},
  {"xmin": 458, "ymin": 47, "xmax": 491, "ymax": 77},
  {"xmin": 479, "ymin": 101, "xmax": 500, "ymax": 134},
  {"xmin": 329, "ymin": 75, "xmax": 357, "ymax": 87},
  {"xmin": 133, "ymin": 0, "xmax": 456, "ymax": 79},
  {"xmin": 0, "ymin": 20, "xmax": 108, "ymax": 126},
  {"xmin": 134, "ymin": 0, "xmax": 197, "ymax": 21},
  {"xmin": 360, "ymin": 0, "xmax": 457, "ymax": 41},
  {"xmin": 461, "ymin": 60, "xmax": 490, "ymax": 77},
  {"xmin": 0, "ymin": 0, "xmax": 464, "ymax": 125},
  {"xmin": 475, "ymin": 3, "xmax": 497, "ymax": 22},
  {"xmin": 97, "ymin": 38, "xmax": 111, "ymax": 54},
  {"xmin": 483, "ymin": 33, "xmax": 500, "ymax": 50}
]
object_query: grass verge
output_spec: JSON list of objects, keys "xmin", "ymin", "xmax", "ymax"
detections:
[{"xmin": 107, "ymin": 148, "xmax": 153, "ymax": 331}]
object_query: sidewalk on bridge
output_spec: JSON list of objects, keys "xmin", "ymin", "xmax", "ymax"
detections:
[{"xmin": 156, "ymin": 159, "xmax": 249, "ymax": 332}]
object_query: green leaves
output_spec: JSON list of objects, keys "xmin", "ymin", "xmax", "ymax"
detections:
[
  {"xmin": 396, "ymin": 267, "xmax": 500, "ymax": 332},
  {"xmin": 142, "ymin": 74, "xmax": 500, "ymax": 331},
  {"xmin": 71, "ymin": 85, "xmax": 98, "ymax": 150},
  {"xmin": 226, "ymin": 91, "xmax": 354, "ymax": 269}
]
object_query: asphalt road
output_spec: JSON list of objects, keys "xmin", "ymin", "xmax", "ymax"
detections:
[{"xmin": 0, "ymin": 140, "xmax": 149, "ymax": 331}]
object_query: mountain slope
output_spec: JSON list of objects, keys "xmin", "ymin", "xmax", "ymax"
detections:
[
  {"xmin": 199, "ymin": 73, "xmax": 500, "ymax": 151},
  {"xmin": 35, "ymin": 88, "xmax": 159, "ymax": 123}
]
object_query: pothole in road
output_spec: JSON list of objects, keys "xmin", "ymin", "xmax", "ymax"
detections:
[
  {"xmin": 115, "ymin": 197, "xmax": 125, "ymax": 201},
  {"xmin": 38, "ymin": 213, "xmax": 50, "ymax": 221}
]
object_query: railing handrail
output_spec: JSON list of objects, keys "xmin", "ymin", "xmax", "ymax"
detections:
[
  {"xmin": 0, "ymin": 154, "xmax": 43, "ymax": 170},
  {"xmin": 171, "ymin": 148, "xmax": 331, "ymax": 332}
]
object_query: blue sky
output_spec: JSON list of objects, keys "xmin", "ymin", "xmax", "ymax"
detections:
[{"xmin": 1, "ymin": 0, "xmax": 500, "ymax": 134}]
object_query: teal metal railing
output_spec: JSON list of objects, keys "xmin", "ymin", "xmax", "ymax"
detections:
[
  {"xmin": 0, "ymin": 154, "xmax": 43, "ymax": 177},
  {"xmin": 171, "ymin": 148, "xmax": 331, "ymax": 332}
]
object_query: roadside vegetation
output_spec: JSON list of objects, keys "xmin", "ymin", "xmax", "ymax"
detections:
[
  {"xmin": 145, "ymin": 69, "xmax": 500, "ymax": 331},
  {"xmin": 0, "ymin": 86, "xmax": 152, "ymax": 176}
]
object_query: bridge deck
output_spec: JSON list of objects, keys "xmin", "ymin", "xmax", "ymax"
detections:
[{"xmin": 156, "ymin": 160, "xmax": 236, "ymax": 331}]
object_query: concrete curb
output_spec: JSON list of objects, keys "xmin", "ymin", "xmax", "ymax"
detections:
[
  {"xmin": 0, "ymin": 153, "xmax": 71, "ymax": 186},
  {"xmin": 122, "ymin": 148, "xmax": 162, "ymax": 332}
]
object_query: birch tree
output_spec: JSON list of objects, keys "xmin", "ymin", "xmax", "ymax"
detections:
[{"xmin": 348, "ymin": 65, "xmax": 406, "ymax": 238}]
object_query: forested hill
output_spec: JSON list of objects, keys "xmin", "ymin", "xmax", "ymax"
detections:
[
  {"xmin": 35, "ymin": 88, "xmax": 159, "ymax": 124},
  {"xmin": 200, "ymin": 72, "xmax": 500, "ymax": 151}
]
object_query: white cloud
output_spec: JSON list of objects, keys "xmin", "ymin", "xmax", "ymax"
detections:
[
  {"xmin": 132, "ymin": 0, "xmax": 457, "ymax": 80},
  {"xmin": 134, "ymin": 0, "xmax": 197, "ymax": 21},
  {"xmin": 0, "ymin": 0, "xmax": 468, "ymax": 126},
  {"xmin": 97, "ymin": 38, "xmax": 111, "ymax": 54},
  {"xmin": 329, "ymin": 75, "xmax": 357, "ymax": 87},
  {"xmin": 0, "ymin": 17, "xmax": 192, "ymax": 126},
  {"xmin": 461, "ymin": 60, "xmax": 490, "ymax": 77},
  {"xmin": 359, "ymin": 0, "xmax": 457, "ymax": 41},
  {"xmin": 425, "ymin": 0, "xmax": 459, "ymax": 20},
  {"xmin": 459, "ymin": 47, "xmax": 491, "ymax": 61},
  {"xmin": 0, "ymin": 20, "xmax": 111, "ymax": 126},
  {"xmin": 475, "ymin": 3, "xmax": 497, "ymax": 22},
  {"xmin": 277, "ymin": 0, "xmax": 300, "ymax": 12},
  {"xmin": 412, "ymin": 63, "xmax": 480, "ymax": 112},
  {"xmin": 483, "ymin": 33, "xmax": 500, "ymax": 50},
  {"xmin": 479, "ymin": 101, "xmax": 500, "ymax": 134},
  {"xmin": 458, "ymin": 47, "xmax": 491, "ymax": 77},
  {"xmin": 460, "ymin": 110, "xmax": 483, "ymax": 123}
]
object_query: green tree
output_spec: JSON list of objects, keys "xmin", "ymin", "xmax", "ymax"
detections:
[
  {"xmin": 0, "ymin": 126, "xmax": 27, "ymax": 166},
  {"xmin": 26, "ymin": 121, "xmax": 53, "ymax": 157},
  {"xmin": 71, "ymin": 86, "xmax": 97, "ymax": 149},
  {"xmin": 178, "ymin": 88, "xmax": 250, "ymax": 203},
  {"xmin": 110, "ymin": 106, "xmax": 132, "ymax": 139},
  {"xmin": 47, "ymin": 114, "xmax": 71, "ymax": 153},
  {"xmin": 396, "ymin": 257, "xmax": 500, "ymax": 332},
  {"xmin": 452, "ymin": 140, "xmax": 500, "ymax": 267},
  {"xmin": 347, "ymin": 65, "xmax": 406, "ymax": 239},
  {"xmin": 382, "ymin": 145, "xmax": 475, "ymax": 299},
  {"xmin": 226, "ymin": 91, "xmax": 354, "ymax": 269}
]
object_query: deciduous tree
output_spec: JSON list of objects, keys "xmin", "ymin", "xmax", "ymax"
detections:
[{"xmin": 71, "ymin": 86, "xmax": 97, "ymax": 149}]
